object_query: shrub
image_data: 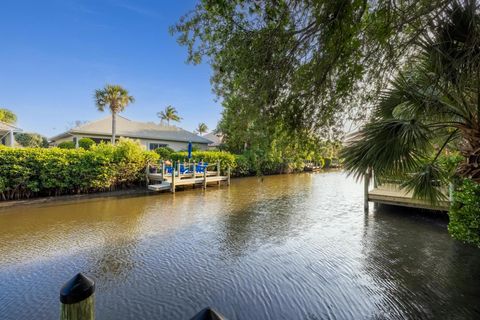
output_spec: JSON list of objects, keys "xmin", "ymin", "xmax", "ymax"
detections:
[
  {"xmin": 0, "ymin": 138, "xmax": 158, "ymax": 200},
  {"xmin": 78, "ymin": 138, "xmax": 95, "ymax": 150},
  {"xmin": 155, "ymin": 146, "xmax": 175, "ymax": 159},
  {"xmin": 324, "ymin": 158, "xmax": 332, "ymax": 168},
  {"xmin": 233, "ymin": 154, "xmax": 252, "ymax": 176},
  {"xmin": 57, "ymin": 141, "xmax": 75, "ymax": 149},
  {"xmin": 14, "ymin": 133, "xmax": 49, "ymax": 148},
  {"xmin": 448, "ymin": 179, "xmax": 480, "ymax": 247}
]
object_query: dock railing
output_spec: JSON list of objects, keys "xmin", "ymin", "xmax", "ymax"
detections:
[
  {"xmin": 364, "ymin": 168, "xmax": 451, "ymax": 212},
  {"xmin": 146, "ymin": 160, "xmax": 230, "ymax": 193}
]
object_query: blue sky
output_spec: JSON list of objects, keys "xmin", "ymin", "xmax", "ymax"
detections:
[{"xmin": 0, "ymin": 0, "xmax": 221, "ymax": 137}]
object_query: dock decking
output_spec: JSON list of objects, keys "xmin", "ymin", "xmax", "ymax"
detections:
[
  {"xmin": 146, "ymin": 161, "xmax": 230, "ymax": 193},
  {"xmin": 364, "ymin": 169, "xmax": 450, "ymax": 212},
  {"xmin": 367, "ymin": 183, "xmax": 449, "ymax": 211}
]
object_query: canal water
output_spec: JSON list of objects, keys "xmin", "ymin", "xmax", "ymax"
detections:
[{"xmin": 0, "ymin": 172, "xmax": 479, "ymax": 319}]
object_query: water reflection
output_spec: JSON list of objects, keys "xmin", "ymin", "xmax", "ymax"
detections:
[
  {"xmin": 0, "ymin": 172, "xmax": 479, "ymax": 319},
  {"xmin": 362, "ymin": 205, "xmax": 480, "ymax": 318}
]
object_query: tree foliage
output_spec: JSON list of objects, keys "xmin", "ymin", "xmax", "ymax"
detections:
[
  {"xmin": 449, "ymin": 178, "xmax": 480, "ymax": 247},
  {"xmin": 196, "ymin": 122, "xmax": 208, "ymax": 135},
  {"xmin": 342, "ymin": 1, "xmax": 480, "ymax": 204},
  {"xmin": 94, "ymin": 84, "xmax": 135, "ymax": 144},
  {"xmin": 14, "ymin": 133, "xmax": 48, "ymax": 148},
  {"xmin": 157, "ymin": 105, "xmax": 181, "ymax": 125},
  {"xmin": 173, "ymin": 0, "xmax": 448, "ymax": 138},
  {"xmin": 0, "ymin": 108, "xmax": 17, "ymax": 124}
]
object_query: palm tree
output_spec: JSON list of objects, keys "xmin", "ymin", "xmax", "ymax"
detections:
[
  {"xmin": 94, "ymin": 85, "xmax": 134, "ymax": 144},
  {"xmin": 342, "ymin": 1, "xmax": 480, "ymax": 203},
  {"xmin": 157, "ymin": 105, "xmax": 181, "ymax": 125},
  {"xmin": 196, "ymin": 122, "xmax": 208, "ymax": 135}
]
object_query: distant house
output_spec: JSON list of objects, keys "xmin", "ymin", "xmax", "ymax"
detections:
[
  {"xmin": 0, "ymin": 121, "xmax": 22, "ymax": 147},
  {"xmin": 203, "ymin": 132, "xmax": 223, "ymax": 150},
  {"xmin": 50, "ymin": 116, "xmax": 212, "ymax": 151}
]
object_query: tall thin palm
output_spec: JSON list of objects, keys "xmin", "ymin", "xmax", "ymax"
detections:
[
  {"xmin": 94, "ymin": 85, "xmax": 135, "ymax": 144},
  {"xmin": 157, "ymin": 105, "xmax": 181, "ymax": 125},
  {"xmin": 342, "ymin": 1, "xmax": 480, "ymax": 203},
  {"xmin": 196, "ymin": 122, "xmax": 208, "ymax": 135}
]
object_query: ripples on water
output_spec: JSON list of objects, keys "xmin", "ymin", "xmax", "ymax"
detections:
[{"xmin": 0, "ymin": 172, "xmax": 479, "ymax": 319}]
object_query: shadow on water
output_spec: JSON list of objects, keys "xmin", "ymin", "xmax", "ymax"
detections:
[
  {"xmin": 1, "ymin": 172, "xmax": 480, "ymax": 319},
  {"xmin": 361, "ymin": 204, "xmax": 480, "ymax": 319}
]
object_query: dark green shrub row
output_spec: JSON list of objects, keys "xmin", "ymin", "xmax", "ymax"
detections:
[
  {"xmin": 156, "ymin": 149, "xmax": 332, "ymax": 176},
  {"xmin": 448, "ymin": 179, "xmax": 480, "ymax": 247},
  {"xmin": 0, "ymin": 139, "xmax": 158, "ymax": 200}
]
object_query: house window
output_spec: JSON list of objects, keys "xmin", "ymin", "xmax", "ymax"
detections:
[{"xmin": 149, "ymin": 143, "xmax": 168, "ymax": 150}]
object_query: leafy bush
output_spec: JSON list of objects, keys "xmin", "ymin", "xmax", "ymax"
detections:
[
  {"xmin": 57, "ymin": 141, "xmax": 75, "ymax": 149},
  {"xmin": 0, "ymin": 139, "xmax": 158, "ymax": 200},
  {"xmin": 14, "ymin": 133, "xmax": 49, "ymax": 148},
  {"xmin": 78, "ymin": 138, "xmax": 95, "ymax": 150},
  {"xmin": 233, "ymin": 154, "xmax": 252, "ymax": 176},
  {"xmin": 448, "ymin": 179, "xmax": 480, "ymax": 247},
  {"xmin": 323, "ymin": 158, "xmax": 332, "ymax": 168},
  {"xmin": 155, "ymin": 146, "xmax": 175, "ymax": 159}
]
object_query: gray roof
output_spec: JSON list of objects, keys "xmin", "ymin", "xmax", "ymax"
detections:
[
  {"xmin": 203, "ymin": 132, "xmax": 223, "ymax": 146},
  {"xmin": 50, "ymin": 116, "xmax": 212, "ymax": 144},
  {"xmin": 0, "ymin": 121, "xmax": 22, "ymax": 132}
]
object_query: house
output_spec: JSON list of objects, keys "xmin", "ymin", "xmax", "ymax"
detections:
[
  {"xmin": 203, "ymin": 132, "xmax": 223, "ymax": 150},
  {"xmin": 0, "ymin": 121, "xmax": 22, "ymax": 147},
  {"xmin": 50, "ymin": 116, "xmax": 212, "ymax": 151}
]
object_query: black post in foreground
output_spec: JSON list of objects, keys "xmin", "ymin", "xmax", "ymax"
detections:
[
  {"xmin": 60, "ymin": 273, "xmax": 95, "ymax": 320},
  {"xmin": 190, "ymin": 307, "xmax": 226, "ymax": 320}
]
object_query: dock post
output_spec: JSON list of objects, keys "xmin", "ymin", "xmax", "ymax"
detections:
[
  {"xmin": 364, "ymin": 167, "xmax": 372, "ymax": 213},
  {"xmin": 171, "ymin": 167, "xmax": 176, "ymax": 193},
  {"xmin": 203, "ymin": 168, "xmax": 207, "ymax": 189},
  {"xmin": 145, "ymin": 164, "xmax": 150, "ymax": 187},
  {"xmin": 217, "ymin": 160, "xmax": 221, "ymax": 185},
  {"xmin": 161, "ymin": 161, "xmax": 165, "ymax": 181},
  {"xmin": 227, "ymin": 166, "xmax": 231, "ymax": 186},
  {"xmin": 60, "ymin": 273, "xmax": 95, "ymax": 320},
  {"xmin": 177, "ymin": 160, "xmax": 181, "ymax": 179}
]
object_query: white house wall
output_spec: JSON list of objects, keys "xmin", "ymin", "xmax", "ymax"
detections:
[{"xmin": 52, "ymin": 134, "xmax": 208, "ymax": 151}]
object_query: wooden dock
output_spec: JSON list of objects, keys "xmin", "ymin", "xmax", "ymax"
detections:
[
  {"xmin": 364, "ymin": 169, "xmax": 450, "ymax": 212},
  {"xmin": 146, "ymin": 160, "xmax": 230, "ymax": 193}
]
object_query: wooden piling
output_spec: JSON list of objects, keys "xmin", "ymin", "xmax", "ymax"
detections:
[
  {"xmin": 203, "ymin": 168, "xmax": 207, "ymax": 189},
  {"xmin": 227, "ymin": 166, "xmax": 231, "ymax": 186},
  {"xmin": 145, "ymin": 164, "xmax": 150, "ymax": 187},
  {"xmin": 364, "ymin": 167, "xmax": 372, "ymax": 213},
  {"xmin": 171, "ymin": 167, "xmax": 176, "ymax": 193},
  {"xmin": 60, "ymin": 273, "xmax": 95, "ymax": 320},
  {"xmin": 217, "ymin": 160, "xmax": 221, "ymax": 185}
]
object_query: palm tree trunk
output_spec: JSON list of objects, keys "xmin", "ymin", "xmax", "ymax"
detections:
[{"xmin": 112, "ymin": 112, "xmax": 116, "ymax": 145}]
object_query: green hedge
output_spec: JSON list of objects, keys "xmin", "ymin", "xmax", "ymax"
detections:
[
  {"xmin": 448, "ymin": 179, "xmax": 480, "ymax": 247},
  {"xmin": 0, "ymin": 139, "xmax": 158, "ymax": 200}
]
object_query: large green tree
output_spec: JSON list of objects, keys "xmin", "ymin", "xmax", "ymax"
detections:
[
  {"xmin": 0, "ymin": 108, "xmax": 17, "ymax": 124},
  {"xmin": 173, "ymin": 0, "xmax": 448, "ymax": 141},
  {"xmin": 94, "ymin": 85, "xmax": 135, "ymax": 144},
  {"xmin": 342, "ymin": 1, "xmax": 480, "ymax": 203},
  {"xmin": 157, "ymin": 105, "xmax": 181, "ymax": 125}
]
